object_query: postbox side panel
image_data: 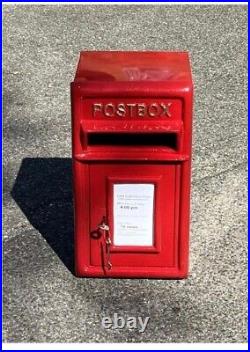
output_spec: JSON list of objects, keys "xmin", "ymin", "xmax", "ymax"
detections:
[{"xmin": 89, "ymin": 164, "xmax": 179, "ymax": 271}]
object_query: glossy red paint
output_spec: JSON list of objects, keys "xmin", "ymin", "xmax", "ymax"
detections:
[{"xmin": 71, "ymin": 51, "xmax": 193, "ymax": 279}]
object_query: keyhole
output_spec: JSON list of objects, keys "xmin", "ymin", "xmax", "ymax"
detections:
[{"xmin": 90, "ymin": 229, "xmax": 102, "ymax": 239}]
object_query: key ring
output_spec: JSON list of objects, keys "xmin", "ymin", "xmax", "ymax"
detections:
[{"xmin": 98, "ymin": 221, "xmax": 112, "ymax": 270}]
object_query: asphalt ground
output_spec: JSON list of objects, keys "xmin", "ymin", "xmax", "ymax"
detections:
[{"xmin": 3, "ymin": 5, "xmax": 247, "ymax": 343}]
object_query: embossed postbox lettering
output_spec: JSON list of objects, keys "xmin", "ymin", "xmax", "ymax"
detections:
[{"xmin": 92, "ymin": 102, "xmax": 172, "ymax": 118}]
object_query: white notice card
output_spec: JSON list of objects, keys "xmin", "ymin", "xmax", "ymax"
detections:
[{"xmin": 113, "ymin": 184, "xmax": 154, "ymax": 246}]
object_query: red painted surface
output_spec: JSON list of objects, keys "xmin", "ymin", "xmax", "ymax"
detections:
[{"xmin": 71, "ymin": 51, "xmax": 193, "ymax": 279}]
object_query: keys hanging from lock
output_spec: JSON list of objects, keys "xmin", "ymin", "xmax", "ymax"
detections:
[{"xmin": 98, "ymin": 221, "xmax": 112, "ymax": 270}]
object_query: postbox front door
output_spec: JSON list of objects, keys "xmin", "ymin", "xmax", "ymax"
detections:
[{"xmin": 89, "ymin": 163, "xmax": 180, "ymax": 273}]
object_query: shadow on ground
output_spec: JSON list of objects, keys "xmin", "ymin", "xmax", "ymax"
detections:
[{"xmin": 11, "ymin": 158, "xmax": 74, "ymax": 274}]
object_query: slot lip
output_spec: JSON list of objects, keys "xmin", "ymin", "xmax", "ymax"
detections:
[
  {"xmin": 80, "ymin": 120, "xmax": 183, "ymax": 134},
  {"xmin": 74, "ymin": 151, "xmax": 189, "ymax": 162}
]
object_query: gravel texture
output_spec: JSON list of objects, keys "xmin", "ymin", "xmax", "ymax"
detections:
[{"xmin": 3, "ymin": 5, "xmax": 247, "ymax": 343}]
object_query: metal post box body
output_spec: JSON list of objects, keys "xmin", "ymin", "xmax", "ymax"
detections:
[{"xmin": 71, "ymin": 51, "xmax": 193, "ymax": 279}]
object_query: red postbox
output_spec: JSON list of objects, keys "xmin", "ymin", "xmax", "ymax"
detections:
[{"xmin": 71, "ymin": 51, "xmax": 193, "ymax": 279}]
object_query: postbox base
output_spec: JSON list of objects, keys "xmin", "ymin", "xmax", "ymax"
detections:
[{"xmin": 75, "ymin": 266, "xmax": 188, "ymax": 280}]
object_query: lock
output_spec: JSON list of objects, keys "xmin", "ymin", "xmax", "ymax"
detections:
[{"xmin": 71, "ymin": 51, "xmax": 193, "ymax": 279}]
